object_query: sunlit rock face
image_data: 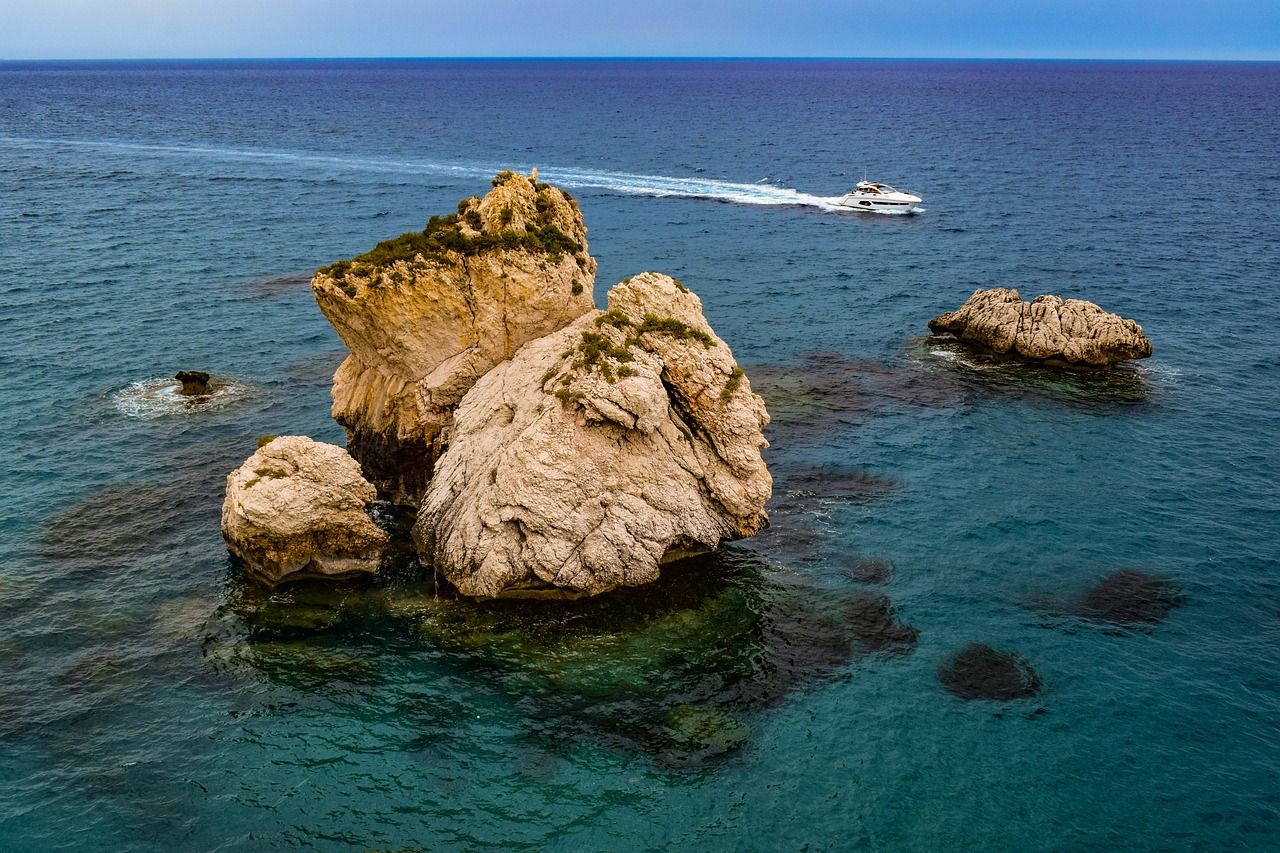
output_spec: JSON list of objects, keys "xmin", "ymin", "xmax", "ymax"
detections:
[
  {"xmin": 929, "ymin": 287, "xmax": 1152, "ymax": 369},
  {"xmin": 221, "ymin": 436, "xmax": 388, "ymax": 585},
  {"xmin": 414, "ymin": 273, "xmax": 772, "ymax": 599},
  {"xmin": 311, "ymin": 170, "xmax": 596, "ymax": 505}
]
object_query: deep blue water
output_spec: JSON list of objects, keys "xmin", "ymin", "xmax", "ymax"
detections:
[{"xmin": 2, "ymin": 59, "xmax": 1279, "ymax": 851}]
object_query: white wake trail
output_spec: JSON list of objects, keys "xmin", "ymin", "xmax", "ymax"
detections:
[
  {"xmin": 537, "ymin": 167, "xmax": 847, "ymax": 211},
  {"xmin": 2, "ymin": 135, "xmax": 869, "ymax": 213}
]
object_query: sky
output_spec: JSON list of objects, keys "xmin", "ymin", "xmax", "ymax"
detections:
[{"xmin": 1, "ymin": 0, "xmax": 1277, "ymax": 61}]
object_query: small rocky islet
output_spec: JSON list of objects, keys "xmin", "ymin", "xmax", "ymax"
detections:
[
  {"xmin": 928, "ymin": 286, "xmax": 1153, "ymax": 370},
  {"xmin": 174, "ymin": 370, "xmax": 212, "ymax": 395}
]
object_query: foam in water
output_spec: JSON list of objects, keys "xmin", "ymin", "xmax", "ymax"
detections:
[
  {"xmin": 110, "ymin": 376, "xmax": 258, "ymax": 418},
  {"xmin": 0, "ymin": 136, "xmax": 919, "ymax": 215}
]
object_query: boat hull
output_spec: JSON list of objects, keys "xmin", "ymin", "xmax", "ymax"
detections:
[{"xmin": 835, "ymin": 195, "xmax": 921, "ymax": 214}]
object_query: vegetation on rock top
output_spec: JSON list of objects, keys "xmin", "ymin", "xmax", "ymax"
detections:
[
  {"xmin": 318, "ymin": 175, "xmax": 585, "ymax": 286},
  {"xmin": 635, "ymin": 313, "xmax": 714, "ymax": 348},
  {"xmin": 547, "ymin": 309, "xmax": 722, "ymax": 396}
]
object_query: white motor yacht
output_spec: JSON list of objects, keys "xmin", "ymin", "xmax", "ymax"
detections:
[{"xmin": 835, "ymin": 180, "xmax": 922, "ymax": 214}]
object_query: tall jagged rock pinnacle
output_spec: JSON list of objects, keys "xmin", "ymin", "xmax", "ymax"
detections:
[{"xmin": 311, "ymin": 170, "xmax": 597, "ymax": 504}]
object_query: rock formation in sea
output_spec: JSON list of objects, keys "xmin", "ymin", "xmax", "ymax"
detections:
[
  {"xmin": 413, "ymin": 272, "xmax": 771, "ymax": 598},
  {"xmin": 175, "ymin": 370, "xmax": 211, "ymax": 395},
  {"xmin": 221, "ymin": 436, "xmax": 388, "ymax": 585},
  {"xmin": 223, "ymin": 172, "xmax": 770, "ymax": 597},
  {"xmin": 311, "ymin": 170, "xmax": 596, "ymax": 505},
  {"xmin": 928, "ymin": 288, "xmax": 1153, "ymax": 369}
]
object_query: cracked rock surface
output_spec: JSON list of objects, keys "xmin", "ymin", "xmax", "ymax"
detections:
[
  {"xmin": 929, "ymin": 287, "xmax": 1152, "ymax": 368},
  {"xmin": 413, "ymin": 273, "xmax": 772, "ymax": 599}
]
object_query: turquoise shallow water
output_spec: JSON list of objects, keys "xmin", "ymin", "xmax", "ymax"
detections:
[{"xmin": 2, "ymin": 60, "xmax": 1279, "ymax": 850}]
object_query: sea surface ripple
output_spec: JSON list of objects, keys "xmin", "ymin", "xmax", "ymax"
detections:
[{"xmin": 1, "ymin": 59, "xmax": 1278, "ymax": 851}]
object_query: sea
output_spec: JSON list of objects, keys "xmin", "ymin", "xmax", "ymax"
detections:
[{"xmin": 1, "ymin": 59, "xmax": 1278, "ymax": 851}]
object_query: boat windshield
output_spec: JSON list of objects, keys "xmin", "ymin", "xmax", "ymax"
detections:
[{"xmin": 854, "ymin": 181, "xmax": 900, "ymax": 194}]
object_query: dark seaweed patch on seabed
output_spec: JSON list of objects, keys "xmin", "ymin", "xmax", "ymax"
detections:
[
  {"xmin": 1022, "ymin": 569, "xmax": 1185, "ymax": 633},
  {"xmin": 937, "ymin": 642, "xmax": 1042, "ymax": 702},
  {"xmin": 753, "ymin": 465, "xmax": 899, "ymax": 562}
]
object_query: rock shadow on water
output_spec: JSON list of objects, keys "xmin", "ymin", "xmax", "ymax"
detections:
[
  {"xmin": 1022, "ymin": 569, "xmax": 1185, "ymax": 634},
  {"xmin": 937, "ymin": 642, "xmax": 1042, "ymax": 702},
  {"xmin": 912, "ymin": 336, "xmax": 1158, "ymax": 411}
]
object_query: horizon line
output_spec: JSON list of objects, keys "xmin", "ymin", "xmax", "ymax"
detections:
[{"xmin": 2, "ymin": 55, "xmax": 1278, "ymax": 64}]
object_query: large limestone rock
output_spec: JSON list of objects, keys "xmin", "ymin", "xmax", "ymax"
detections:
[
  {"xmin": 413, "ymin": 273, "xmax": 771, "ymax": 599},
  {"xmin": 928, "ymin": 288, "xmax": 1152, "ymax": 368},
  {"xmin": 222, "ymin": 436, "xmax": 388, "ymax": 585},
  {"xmin": 312, "ymin": 170, "xmax": 597, "ymax": 504}
]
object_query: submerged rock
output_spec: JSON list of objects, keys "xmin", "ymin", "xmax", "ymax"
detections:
[
  {"xmin": 937, "ymin": 642, "xmax": 1042, "ymax": 701},
  {"xmin": 414, "ymin": 272, "xmax": 771, "ymax": 599},
  {"xmin": 311, "ymin": 169, "xmax": 596, "ymax": 505},
  {"xmin": 849, "ymin": 557, "xmax": 893, "ymax": 585},
  {"xmin": 40, "ymin": 482, "xmax": 191, "ymax": 566},
  {"xmin": 405, "ymin": 550, "xmax": 900, "ymax": 767},
  {"xmin": 661, "ymin": 704, "xmax": 750, "ymax": 768},
  {"xmin": 928, "ymin": 288, "xmax": 1152, "ymax": 369},
  {"xmin": 221, "ymin": 436, "xmax": 388, "ymax": 585},
  {"xmin": 1078, "ymin": 569, "xmax": 1184, "ymax": 627},
  {"xmin": 174, "ymin": 370, "xmax": 211, "ymax": 395},
  {"xmin": 845, "ymin": 591, "xmax": 918, "ymax": 654}
]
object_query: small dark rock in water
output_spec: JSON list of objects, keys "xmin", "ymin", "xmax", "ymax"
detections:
[
  {"xmin": 175, "ymin": 370, "xmax": 211, "ymax": 395},
  {"xmin": 1078, "ymin": 569, "xmax": 1183, "ymax": 627},
  {"xmin": 849, "ymin": 557, "xmax": 892, "ymax": 585},
  {"xmin": 846, "ymin": 591, "xmax": 919, "ymax": 654},
  {"xmin": 937, "ymin": 642, "xmax": 1042, "ymax": 701}
]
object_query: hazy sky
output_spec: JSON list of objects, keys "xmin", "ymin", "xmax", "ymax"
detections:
[{"xmin": 2, "ymin": 0, "xmax": 1277, "ymax": 61}]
